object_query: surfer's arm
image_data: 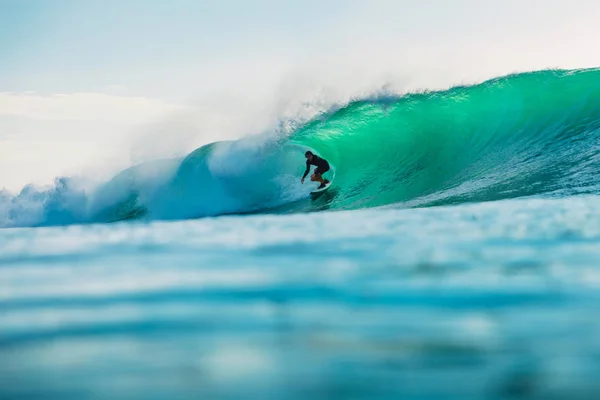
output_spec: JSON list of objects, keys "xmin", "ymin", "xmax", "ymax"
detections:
[{"xmin": 302, "ymin": 163, "xmax": 310, "ymax": 180}]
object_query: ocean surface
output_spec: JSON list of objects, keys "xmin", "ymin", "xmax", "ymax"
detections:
[{"xmin": 2, "ymin": 68, "xmax": 600, "ymax": 399}]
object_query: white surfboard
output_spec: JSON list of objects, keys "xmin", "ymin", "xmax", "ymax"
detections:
[{"xmin": 310, "ymin": 178, "xmax": 334, "ymax": 194}]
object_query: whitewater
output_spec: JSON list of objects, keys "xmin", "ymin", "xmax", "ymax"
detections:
[{"xmin": 3, "ymin": 68, "xmax": 600, "ymax": 399}]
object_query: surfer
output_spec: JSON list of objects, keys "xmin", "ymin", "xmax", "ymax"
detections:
[{"xmin": 301, "ymin": 151, "xmax": 330, "ymax": 189}]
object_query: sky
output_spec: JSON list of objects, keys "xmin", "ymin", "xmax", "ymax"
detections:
[{"xmin": 1, "ymin": 0, "xmax": 599, "ymax": 191}]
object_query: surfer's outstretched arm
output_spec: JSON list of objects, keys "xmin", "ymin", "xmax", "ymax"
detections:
[{"xmin": 301, "ymin": 162, "xmax": 310, "ymax": 183}]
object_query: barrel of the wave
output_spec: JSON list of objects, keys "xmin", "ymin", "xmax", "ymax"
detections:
[{"xmin": 291, "ymin": 68, "xmax": 600, "ymax": 210}]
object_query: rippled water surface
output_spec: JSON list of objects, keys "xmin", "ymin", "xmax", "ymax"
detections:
[{"xmin": 3, "ymin": 195, "xmax": 600, "ymax": 399}]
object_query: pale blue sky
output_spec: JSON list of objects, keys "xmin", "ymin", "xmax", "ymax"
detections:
[
  {"xmin": 1, "ymin": 0, "xmax": 599, "ymax": 190},
  {"xmin": 2, "ymin": 0, "xmax": 359, "ymax": 97},
  {"xmin": 3, "ymin": 0, "xmax": 598, "ymax": 98}
]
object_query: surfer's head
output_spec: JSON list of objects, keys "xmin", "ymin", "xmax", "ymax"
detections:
[{"xmin": 305, "ymin": 151, "xmax": 314, "ymax": 161}]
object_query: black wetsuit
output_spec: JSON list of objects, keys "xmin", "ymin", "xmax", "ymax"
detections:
[{"xmin": 303, "ymin": 155, "xmax": 330, "ymax": 180}]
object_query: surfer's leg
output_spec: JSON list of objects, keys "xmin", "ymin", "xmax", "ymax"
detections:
[
  {"xmin": 311, "ymin": 173, "xmax": 324, "ymax": 183},
  {"xmin": 317, "ymin": 176, "xmax": 328, "ymax": 188},
  {"xmin": 319, "ymin": 166, "xmax": 330, "ymax": 184},
  {"xmin": 312, "ymin": 170, "xmax": 328, "ymax": 189},
  {"xmin": 312, "ymin": 168, "xmax": 326, "ymax": 184}
]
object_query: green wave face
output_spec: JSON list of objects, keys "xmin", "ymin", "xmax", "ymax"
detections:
[{"xmin": 291, "ymin": 69, "xmax": 600, "ymax": 210}]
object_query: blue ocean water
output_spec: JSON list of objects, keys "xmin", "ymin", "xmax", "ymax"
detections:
[
  {"xmin": 3, "ymin": 195, "xmax": 600, "ymax": 399},
  {"xmin": 3, "ymin": 69, "xmax": 600, "ymax": 399}
]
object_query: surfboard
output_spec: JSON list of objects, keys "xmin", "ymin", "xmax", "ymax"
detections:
[{"xmin": 310, "ymin": 179, "xmax": 333, "ymax": 194}]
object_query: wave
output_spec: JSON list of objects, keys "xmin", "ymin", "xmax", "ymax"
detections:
[{"xmin": 2, "ymin": 68, "xmax": 600, "ymax": 227}]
